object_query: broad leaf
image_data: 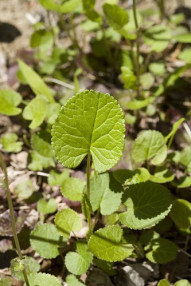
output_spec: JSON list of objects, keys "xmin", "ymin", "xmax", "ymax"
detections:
[
  {"xmin": 14, "ymin": 180, "xmax": 34, "ymax": 199},
  {"xmin": 170, "ymin": 199, "xmax": 191, "ymax": 235},
  {"xmin": 11, "ymin": 256, "xmax": 40, "ymax": 281},
  {"xmin": 179, "ymin": 146, "xmax": 191, "ymax": 171},
  {"xmin": 90, "ymin": 173, "xmax": 122, "ymax": 215},
  {"xmin": 48, "ymin": 169, "xmax": 69, "ymax": 186},
  {"xmin": 26, "ymin": 273, "xmax": 62, "ymax": 286},
  {"xmin": 150, "ymin": 166, "xmax": 174, "ymax": 183},
  {"xmin": 55, "ymin": 208, "xmax": 82, "ymax": 238},
  {"xmin": 65, "ymin": 242, "xmax": 93, "ymax": 275},
  {"xmin": 176, "ymin": 176, "xmax": 191, "ymax": 188},
  {"xmin": 179, "ymin": 48, "xmax": 191, "ymax": 63},
  {"xmin": 132, "ymin": 130, "xmax": 167, "ymax": 165},
  {"xmin": 158, "ymin": 279, "xmax": 170, "ymax": 286},
  {"xmin": 140, "ymin": 73, "xmax": 154, "ymax": 90},
  {"xmin": 66, "ymin": 275, "xmax": 85, "ymax": 286},
  {"xmin": 39, "ymin": 0, "xmax": 60, "ymax": 11},
  {"xmin": 124, "ymin": 168, "xmax": 150, "ymax": 186},
  {"xmin": 174, "ymin": 33, "xmax": 191, "ymax": 43},
  {"xmin": 103, "ymin": 3, "xmax": 129, "ymax": 30},
  {"xmin": 61, "ymin": 177, "xmax": 86, "ymax": 201},
  {"xmin": 88, "ymin": 225, "xmax": 134, "ymax": 262},
  {"xmin": 0, "ymin": 90, "xmax": 22, "ymax": 116},
  {"xmin": 149, "ymin": 63, "xmax": 166, "ymax": 76},
  {"xmin": 31, "ymin": 130, "xmax": 53, "ymax": 158},
  {"xmin": 119, "ymin": 182, "xmax": 172, "ymax": 229},
  {"xmin": 45, "ymin": 102, "xmax": 60, "ymax": 124},
  {"xmin": 18, "ymin": 60, "xmax": 54, "ymax": 103},
  {"xmin": 60, "ymin": 0, "xmax": 82, "ymax": 13},
  {"xmin": 0, "ymin": 133, "xmax": 22, "ymax": 153},
  {"xmin": 143, "ymin": 25, "xmax": 171, "ymax": 52},
  {"xmin": 146, "ymin": 238, "xmax": 178, "ymax": 264},
  {"xmin": 23, "ymin": 96, "xmax": 47, "ymax": 129},
  {"xmin": 174, "ymin": 280, "xmax": 191, "ymax": 286},
  {"xmin": 52, "ymin": 90, "xmax": 125, "ymax": 173},
  {"xmin": 30, "ymin": 223, "xmax": 64, "ymax": 258},
  {"xmin": 37, "ymin": 198, "xmax": 57, "ymax": 215}
]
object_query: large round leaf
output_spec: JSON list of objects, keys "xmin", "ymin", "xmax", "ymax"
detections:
[
  {"xmin": 52, "ymin": 90, "xmax": 125, "ymax": 173},
  {"xmin": 88, "ymin": 225, "xmax": 134, "ymax": 262},
  {"xmin": 119, "ymin": 182, "xmax": 172, "ymax": 229}
]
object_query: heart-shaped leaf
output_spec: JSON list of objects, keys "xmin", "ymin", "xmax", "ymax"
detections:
[
  {"xmin": 61, "ymin": 177, "xmax": 86, "ymax": 201},
  {"xmin": 88, "ymin": 225, "xmax": 134, "ymax": 262},
  {"xmin": 0, "ymin": 90, "xmax": 22, "ymax": 116},
  {"xmin": 119, "ymin": 182, "xmax": 172, "ymax": 229},
  {"xmin": 52, "ymin": 90, "xmax": 125, "ymax": 173},
  {"xmin": 37, "ymin": 198, "xmax": 57, "ymax": 215}
]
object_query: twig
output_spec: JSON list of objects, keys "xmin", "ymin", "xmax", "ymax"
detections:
[{"xmin": 44, "ymin": 77, "xmax": 75, "ymax": 90}]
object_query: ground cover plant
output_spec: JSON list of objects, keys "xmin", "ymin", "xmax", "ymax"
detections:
[{"xmin": 0, "ymin": 0, "xmax": 191, "ymax": 285}]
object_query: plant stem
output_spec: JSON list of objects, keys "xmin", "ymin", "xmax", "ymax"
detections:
[
  {"xmin": 86, "ymin": 153, "xmax": 92, "ymax": 233},
  {"xmin": 132, "ymin": 0, "xmax": 141, "ymax": 97},
  {"xmin": 0, "ymin": 152, "xmax": 29, "ymax": 286}
]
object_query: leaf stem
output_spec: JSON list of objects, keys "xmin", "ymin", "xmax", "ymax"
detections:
[
  {"xmin": 132, "ymin": 0, "xmax": 141, "ymax": 97},
  {"xmin": 86, "ymin": 153, "xmax": 92, "ymax": 233},
  {"xmin": 0, "ymin": 152, "xmax": 30, "ymax": 286}
]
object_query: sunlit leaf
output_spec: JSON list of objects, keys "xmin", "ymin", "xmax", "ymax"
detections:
[{"xmin": 0, "ymin": 90, "xmax": 22, "ymax": 116}]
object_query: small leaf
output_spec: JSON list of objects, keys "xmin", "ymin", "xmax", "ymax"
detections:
[
  {"xmin": 146, "ymin": 238, "xmax": 178, "ymax": 264},
  {"xmin": 120, "ymin": 66, "xmax": 136, "ymax": 89},
  {"xmin": 170, "ymin": 199, "xmax": 191, "ymax": 235},
  {"xmin": 179, "ymin": 146, "xmax": 191, "ymax": 171},
  {"xmin": 11, "ymin": 256, "xmax": 40, "ymax": 281},
  {"xmin": 23, "ymin": 96, "xmax": 47, "ymax": 129},
  {"xmin": 0, "ymin": 133, "xmax": 22, "ymax": 153},
  {"xmin": 28, "ymin": 150, "xmax": 55, "ymax": 171},
  {"xmin": 61, "ymin": 177, "xmax": 86, "ymax": 201},
  {"xmin": 175, "ymin": 33, "xmax": 191, "ymax": 43},
  {"xmin": 37, "ymin": 198, "xmax": 57, "ymax": 215},
  {"xmin": 149, "ymin": 62, "xmax": 166, "ymax": 76},
  {"xmin": 66, "ymin": 275, "xmax": 85, "ymax": 286},
  {"xmin": 143, "ymin": 25, "xmax": 171, "ymax": 52},
  {"xmin": 52, "ymin": 90, "xmax": 125, "ymax": 173},
  {"xmin": 45, "ymin": 102, "xmax": 60, "ymax": 124},
  {"xmin": 88, "ymin": 225, "xmax": 134, "ymax": 262},
  {"xmin": 140, "ymin": 73, "xmax": 154, "ymax": 90},
  {"xmin": 132, "ymin": 130, "xmax": 167, "ymax": 165},
  {"xmin": 126, "ymin": 98, "xmax": 152, "ymax": 110},
  {"xmin": 48, "ymin": 169, "xmax": 69, "ymax": 186},
  {"xmin": 60, "ymin": 0, "xmax": 82, "ymax": 13},
  {"xmin": 27, "ymin": 273, "xmax": 62, "ymax": 286},
  {"xmin": 103, "ymin": 3, "xmax": 129, "ymax": 31},
  {"xmin": 55, "ymin": 208, "xmax": 82, "ymax": 238},
  {"xmin": 30, "ymin": 223, "xmax": 64, "ymax": 259},
  {"xmin": 174, "ymin": 280, "xmax": 191, "ymax": 286},
  {"xmin": 157, "ymin": 279, "xmax": 170, "ymax": 286},
  {"xmin": 90, "ymin": 173, "xmax": 122, "ymax": 215},
  {"xmin": 165, "ymin": 118, "xmax": 185, "ymax": 145},
  {"xmin": 0, "ymin": 277, "xmax": 11, "ymax": 286},
  {"xmin": 176, "ymin": 176, "xmax": 191, "ymax": 188},
  {"xmin": 150, "ymin": 166, "xmax": 174, "ymax": 183},
  {"xmin": 31, "ymin": 130, "xmax": 53, "ymax": 158},
  {"xmin": 179, "ymin": 48, "xmax": 191, "ymax": 63},
  {"xmin": 18, "ymin": 60, "xmax": 54, "ymax": 103},
  {"xmin": 39, "ymin": 0, "xmax": 60, "ymax": 12},
  {"xmin": 14, "ymin": 180, "xmax": 34, "ymax": 199},
  {"xmin": 119, "ymin": 182, "xmax": 172, "ymax": 230},
  {"xmin": 123, "ymin": 168, "xmax": 150, "ymax": 186},
  {"xmin": 65, "ymin": 242, "xmax": 93, "ymax": 275},
  {"xmin": 0, "ymin": 90, "xmax": 22, "ymax": 116}
]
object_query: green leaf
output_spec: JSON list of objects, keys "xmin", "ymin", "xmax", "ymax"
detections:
[
  {"xmin": 11, "ymin": 256, "xmax": 40, "ymax": 281},
  {"xmin": 18, "ymin": 60, "xmax": 54, "ymax": 103},
  {"xmin": 143, "ymin": 25, "xmax": 171, "ymax": 52},
  {"xmin": 179, "ymin": 48, "xmax": 191, "ymax": 63},
  {"xmin": 0, "ymin": 277, "xmax": 11, "ymax": 286},
  {"xmin": 31, "ymin": 130, "xmax": 53, "ymax": 158},
  {"xmin": 103, "ymin": 3, "xmax": 129, "ymax": 30},
  {"xmin": 149, "ymin": 62, "xmax": 166, "ymax": 76},
  {"xmin": 39, "ymin": 0, "xmax": 60, "ymax": 11},
  {"xmin": 48, "ymin": 169, "xmax": 69, "ymax": 186},
  {"xmin": 165, "ymin": 118, "xmax": 185, "ymax": 145},
  {"xmin": 126, "ymin": 98, "xmax": 152, "ymax": 110},
  {"xmin": 123, "ymin": 168, "xmax": 150, "ymax": 186},
  {"xmin": 61, "ymin": 177, "xmax": 86, "ymax": 201},
  {"xmin": 132, "ymin": 130, "xmax": 167, "ymax": 165},
  {"xmin": 82, "ymin": 0, "xmax": 102, "ymax": 23},
  {"xmin": 150, "ymin": 166, "xmax": 174, "ymax": 183},
  {"xmin": 14, "ymin": 180, "xmax": 34, "ymax": 199},
  {"xmin": 28, "ymin": 150, "xmax": 55, "ymax": 171},
  {"xmin": 119, "ymin": 182, "xmax": 172, "ymax": 229},
  {"xmin": 175, "ymin": 33, "xmax": 191, "ymax": 43},
  {"xmin": 157, "ymin": 279, "xmax": 170, "ymax": 286},
  {"xmin": 30, "ymin": 30, "xmax": 54, "ymax": 52},
  {"xmin": 55, "ymin": 208, "xmax": 82, "ymax": 238},
  {"xmin": 65, "ymin": 242, "xmax": 93, "ymax": 275},
  {"xmin": 45, "ymin": 102, "xmax": 60, "ymax": 124},
  {"xmin": 60, "ymin": 0, "xmax": 82, "ymax": 13},
  {"xmin": 88, "ymin": 225, "xmax": 134, "ymax": 262},
  {"xmin": 176, "ymin": 176, "xmax": 191, "ymax": 188},
  {"xmin": 52, "ymin": 90, "xmax": 125, "ymax": 173},
  {"xmin": 27, "ymin": 273, "xmax": 62, "ymax": 286},
  {"xmin": 146, "ymin": 238, "xmax": 178, "ymax": 264},
  {"xmin": 23, "ymin": 96, "xmax": 47, "ymax": 129},
  {"xmin": 30, "ymin": 223, "xmax": 64, "ymax": 258},
  {"xmin": 140, "ymin": 73, "xmax": 154, "ymax": 90},
  {"xmin": 90, "ymin": 173, "xmax": 122, "ymax": 215},
  {"xmin": 170, "ymin": 199, "xmax": 191, "ymax": 235},
  {"xmin": 120, "ymin": 66, "xmax": 136, "ymax": 89},
  {"xmin": 174, "ymin": 280, "xmax": 191, "ymax": 286},
  {"xmin": 37, "ymin": 198, "xmax": 57, "ymax": 215},
  {"xmin": 179, "ymin": 146, "xmax": 191, "ymax": 171},
  {"xmin": 0, "ymin": 90, "xmax": 22, "ymax": 116},
  {"xmin": 81, "ymin": 192, "xmax": 92, "ymax": 221},
  {"xmin": 66, "ymin": 275, "xmax": 85, "ymax": 286},
  {"xmin": 0, "ymin": 133, "xmax": 22, "ymax": 153}
]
